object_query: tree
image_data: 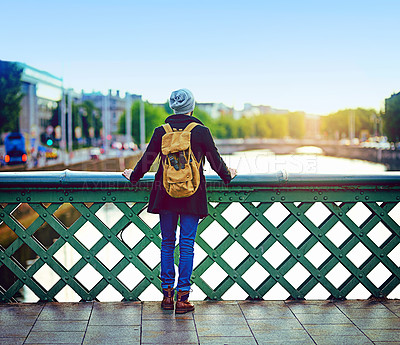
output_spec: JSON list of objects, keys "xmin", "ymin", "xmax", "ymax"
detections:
[
  {"xmin": 118, "ymin": 101, "xmax": 167, "ymax": 144},
  {"xmin": 320, "ymin": 108, "xmax": 378, "ymax": 140},
  {"xmin": 253, "ymin": 115, "xmax": 272, "ymax": 138},
  {"xmin": 383, "ymin": 92, "xmax": 400, "ymax": 142},
  {"xmin": 193, "ymin": 106, "xmax": 214, "ymax": 128},
  {"xmin": 236, "ymin": 117, "xmax": 253, "ymax": 138},
  {"xmin": 286, "ymin": 112, "xmax": 306, "ymax": 139},
  {"xmin": 0, "ymin": 61, "xmax": 23, "ymax": 134},
  {"xmin": 214, "ymin": 114, "xmax": 238, "ymax": 139},
  {"xmin": 119, "ymin": 102, "xmax": 215, "ymax": 143},
  {"xmin": 268, "ymin": 114, "xmax": 289, "ymax": 138}
]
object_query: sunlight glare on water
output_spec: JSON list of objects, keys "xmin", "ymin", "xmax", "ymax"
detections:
[{"xmin": 204, "ymin": 149, "xmax": 386, "ymax": 175}]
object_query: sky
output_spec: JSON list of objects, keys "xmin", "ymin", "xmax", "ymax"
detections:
[{"xmin": 1, "ymin": 0, "xmax": 400, "ymax": 115}]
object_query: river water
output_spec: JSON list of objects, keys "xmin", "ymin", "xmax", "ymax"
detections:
[{"xmin": 22, "ymin": 149, "xmax": 400, "ymax": 302}]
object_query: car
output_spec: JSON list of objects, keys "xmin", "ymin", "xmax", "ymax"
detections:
[{"xmin": 4, "ymin": 132, "xmax": 28, "ymax": 165}]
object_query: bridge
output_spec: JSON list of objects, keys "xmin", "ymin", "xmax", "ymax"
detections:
[
  {"xmin": 215, "ymin": 138, "xmax": 400, "ymax": 170},
  {"xmin": 1, "ymin": 171, "xmax": 400, "ymax": 343}
]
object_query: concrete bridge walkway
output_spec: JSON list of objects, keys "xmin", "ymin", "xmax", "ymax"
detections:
[{"xmin": 1, "ymin": 300, "xmax": 399, "ymax": 344}]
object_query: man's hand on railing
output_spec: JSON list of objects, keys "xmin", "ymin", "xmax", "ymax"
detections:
[
  {"xmin": 122, "ymin": 169, "xmax": 133, "ymax": 181},
  {"xmin": 228, "ymin": 168, "xmax": 237, "ymax": 179}
]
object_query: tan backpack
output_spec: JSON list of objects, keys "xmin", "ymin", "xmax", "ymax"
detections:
[{"xmin": 161, "ymin": 122, "xmax": 201, "ymax": 198}]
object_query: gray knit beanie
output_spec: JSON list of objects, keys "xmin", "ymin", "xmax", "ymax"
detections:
[{"xmin": 169, "ymin": 88, "xmax": 195, "ymax": 114}]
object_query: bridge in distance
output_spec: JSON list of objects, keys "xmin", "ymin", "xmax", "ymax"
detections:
[{"xmin": 215, "ymin": 138, "xmax": 400, "ymax": 171}]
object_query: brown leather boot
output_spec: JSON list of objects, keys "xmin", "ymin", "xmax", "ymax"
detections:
[
  {"xmin": 175, "ymin": 290, "xmax": 194, "ymax": 314},
  {"xmin": 161, "ymin": 286, "xmax": 174, "ymax": 310}
]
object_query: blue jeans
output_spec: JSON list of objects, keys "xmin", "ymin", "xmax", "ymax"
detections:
[{"xmin": 159, "ymin": 211, "xmax": 200, "ymax": 291}]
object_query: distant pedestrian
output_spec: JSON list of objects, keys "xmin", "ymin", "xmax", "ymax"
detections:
[{"xmin": 123, "ymin": 88, "xmax": 236, "ymax": 313}]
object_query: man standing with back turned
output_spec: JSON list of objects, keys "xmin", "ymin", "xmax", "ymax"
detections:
[{"xmin": 123, "ymin": 88, "xmax": 236, "ymax": 313}]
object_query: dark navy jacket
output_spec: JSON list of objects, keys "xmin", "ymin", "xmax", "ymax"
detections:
[{"xmin": 129, "ymin": 114, "xmax": 232, "ymax": 217}]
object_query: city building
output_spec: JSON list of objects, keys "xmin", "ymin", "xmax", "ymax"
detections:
[
  {"xmin": 241, "ymin": 103, "xmax": 290, "ymax": 117},
  {"xmin": 17, "ymin": 62, "xmax": 63, "ymax": 150},
  {"xmin": 82, "ymin": 90, "xmax": 141, "ymax": 136},
  {"xmin": 305, "ymin": 114, "xmax": 321, "ymax": 139},
  {"xmin": 196, "ymin": 102, "xmax": 233, "ymax": 118}
]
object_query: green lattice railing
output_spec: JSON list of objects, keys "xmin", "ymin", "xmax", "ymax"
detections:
[{"xmin": 0, "ymin": 170, "xmax": 399, "ymax": 302}]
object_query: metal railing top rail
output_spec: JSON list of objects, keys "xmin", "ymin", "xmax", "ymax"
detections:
[{"xmin": 1, "ymin": 170, "xmax": 400, "ymax": 189}]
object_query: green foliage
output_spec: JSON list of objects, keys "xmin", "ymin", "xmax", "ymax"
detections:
[
  {"xmin": 320, "ymin": 108, "xmax": 378, "ymax": 139},
  {"xmin": 193, "ymin": 106, "xmax": 214, "ymax": 128},
  {"xmin": 383, "ymin": 92, "xmax": 400, "ymax": 142},
  {"xmin": 236, "ymin": 117, "xmax": 253, "ymax": 138},
  {"xmin": 251, "ymin": 115, "xmax": 270, "ymax": 138},
  {"xmin": 119, "ymin": 101, "xmax": 168, "ymax": 143},
  {"xmin": 119, "ymin": 102, "xmax": 216, "ymax": 144},
  {"xmin": 213, "ymin": 115, "xmax": 238, "ymax": 138},
  {"xmin": 211, "ymin": 113, "xmax": 289, "ymax": 139},
  {"xmin": 49, "ymin": 99, "xmax": 102, "ymax": 148},
  {"xmin": 73, "ymin": 100, "xmax": 102, "ymax": 139},
  {"xmin": 0, "ymin": 61, "xmax": 23, "ymax": 134},
  {"xmin": 286, "ymin": 112, "xmax": 306, "ymax": 139},
  {"xmin": 119, "ymin": 103, "xmax": 303, "ymax": 141},
  {"xmin": 163, "ymin": 100, "xmax": 172, "ymax": 114}
]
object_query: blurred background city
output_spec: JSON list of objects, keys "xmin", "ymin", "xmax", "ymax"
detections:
[
  {"xmin": 1, "ymin": 1, "xmax": 400, "ymax": 302},
  {"xmin": 1, "ymin": 1, "xmax": 399, "ymax": 173}
]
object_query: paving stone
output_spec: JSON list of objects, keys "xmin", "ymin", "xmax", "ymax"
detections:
[
  {"xmin": 285, "ymin": 300, "xmax": 335, "ymax": 305},
  {"xmin": 89, "ymin": 313, "xmax": 142, "ymax": 326},
  {"xmin": 382, "ymin": 300, "xmax": 400, "ymax": 310},
  {"xmin": 286, "ymin": 301, "xmax": 341, "ymax": 314},
  {"xmin": 1, "ymin": 300, "xmax": 400, "ymax": 344},
  {"xmin": 247, "ymin": 318, "xmax": 303, "ymax": 331},
  {"xmin": 0, "ymin": 305, "xmax": 41, "ymax": 324},
  {"xmin": 239, "ymin": 302, "xmax": 294, "ymax": 319},
  {"xmin": 91, "ymin": 301, "xmax": 141, "ymax": 314},
  {"xmin": 194, "ymin": 313, "xmax": 247, "ymax": 324},
  {"xmin": 198, "ymin": 336, "xmax": 257, "ymax": 344},
  {"xmin": 32, "ymin": 320, "xmax": 88, "ymax": 332},
  {"xmin": 240, "ymin": 300, "xmax": 287, "ymax": 308},
  {"xmin": 38, "ymin": 302, "xmax": 93, "ymax": 321},
  {"xmin": 352, "ymin": 317, "xmax": 400, "ymax": 330},
  {"xmin": 339, "ymin": 307, "xmax": 398, "ymax": 319},
  {"xmin": 239, "ymin": 301, "xmax": 288, "ymax": 312},
  {"xmin": 304, "ymin": 323, "xmax": 364, "ymax": 336},
  {"xmin": 25, "ymin": 331, "xmax": 85, "ymax": 344},
  {"xmin": 0, "ymin": 324, "xmax": 33, "ymax": 337},
  {"xmin": 89, "ymin": 302, "xmax": 141, "ymax": 325},
  {"xmin": 142, "ymin": 319, "xmax": 197, "ymax": 344},
  {"xmin": 196, "ymin": 323, "xmax": 253, "ymax": 337},
  {"xmin": 253, "ymin": 328, "xmax": 313, "ymax": 343},
  {"xmin": 362, "ymin": 329, "xmax": 400, "ymax": 342},
  {"xmin": 142, "ymin": 301, "xmax": 192, "ymax": 320},
  {"xmin": 83, "ymin": 325, "xmax": 140, "ymax": 345},
  {"xmin": 257, "ymin": 340, "xmax": 315, "ymax": 345},
  {"xmin": 194, "ymin": 301, "xmax": 242, "ymax": 315},
  {"xmin": 295, "ymin": 312, "xmax": 352, "ymax": 325},
  {"xmin": 0, "ymin": 337, "xmax": 25, "ymax": 345},
  {"xmin": 0, "ymin": 303, "xmax": 44, "ymax": 313},
  {"xmin": 0, "ymin": 312, "xmax": 38, "ymax": 324},
  {"xmin": 335, "ymin": 300, "xmax": 387, "ymax": 309},
  {"xmin": 311, "ymin": 335, "xmax": 374, "ymax": 344},
  {"xmin": 382, "ymin": 302, "xmax": 400, "ymax": 316}
]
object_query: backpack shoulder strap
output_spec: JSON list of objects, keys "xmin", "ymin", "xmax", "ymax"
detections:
[
  {"xmin": 183, "ymin": 122, "xmax": 199, "ymax": 133},
  {"xmin": 162, "ymin": 124, "xmax": 173, "ymax": 133}
]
